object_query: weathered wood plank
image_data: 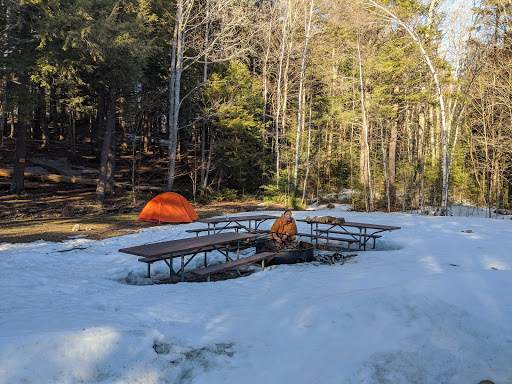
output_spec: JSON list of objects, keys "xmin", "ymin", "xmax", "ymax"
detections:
[{"xmin": 189, "ymin": 252, "xmax": 276, "ymax": 276}]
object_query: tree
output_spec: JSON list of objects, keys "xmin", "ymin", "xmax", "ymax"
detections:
[
  {"xmin": 364, "ymin": 0, "xmax": 450, "ymax": 214},
  {"xmin": 2, "ymin": 0, "xmax": 42, "ymax": 195},
  {"xmin": 293, "ymin": 0, "xmax": 315, "ymax": 189},
  {"xmin": 464, "ymin": 0, "xmax": 512, "ymax": 212},
  {"xmin": 205, "ymin": 61, "xmax": 268, "ymax": 193},
  {"xmin": 166, "ymin": 0, "xmax": 252, "ymax": 191}
]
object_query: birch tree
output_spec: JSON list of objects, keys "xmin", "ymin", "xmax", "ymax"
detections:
[
  {"xmin": 293, "ymin": 0, "xmax": 315, "ymax": 189},
  {"xmin": 273, "ymin": 1, "xmax": 289, "ymax": 187},
  {"xmin": 357, "ymin": 36, "xmax": 374, "ymax": 211},
  {"xmin": 364, "ymin": 0, "xmax": 450, "ymax": 214},
  {"xmin": 166, "ymin": 0, "xmax": 252, "ymax": 191}
]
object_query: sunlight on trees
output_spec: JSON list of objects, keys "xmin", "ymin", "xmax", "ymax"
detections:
[{"xmin": 1, "ymin": 0, "xmax": 511, "ymax": 215}]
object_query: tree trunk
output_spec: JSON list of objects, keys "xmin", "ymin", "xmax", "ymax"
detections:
[
  {"xmin": 200, "ymin": 0, "xmax": 209, "ymax": 189},
  {"xmin": 40, "ymin": 88, "xmax": 50, "ymax": 150},
  {"xmin": 106, "ymin": 110, "xmax": 116, "ymax": 194},
  {"xmin": 414, "ymin": 105, "xmax": 425, "ymax": 210},
  {"xmin": 9, "ymin": 119, "xmax": 28, "ymax": 195},
  {"xmin": 294, "ymin": 0, "xmax": 314, "ymax": 189},
  {"xmin": 381, "ymin": 123, "xmax": 390, "ymax": 212},
  {"xmin": 71, "ymin": 110, "xmax": 76, "ymax": 162},
  {"xmin": 302, "ymin": 94, "xmax": 313, "ymax": 205},
  {"xmin": 280, "ymin": 42, "xmax": 292, "ymax": 192},
  {"xmin": 143, "ymin": 113, "xmax": 150, "ymax": 153},
  {"xmin": 33, "ymin": 96, "xmax": 42, "ymax": 141},
  {"xmin": 120, "ymin": 117, "xmax": 128, "ymax": 152},
  {"xmin": 388, "ymin": 105, "xmax": 398, "ymax": 210},
  {"xmin": 429, "ymin": 105, "xmax": 436, "ymax": 164},
  {"xmin": 274, "ymin": 3, "xmax": 289, "ymax": 187},
  {"xmin": 507, "ymin": 165, "xmax": 512, "ymax": 206},
  {"xmin": 357, "ymin": 38, "xmax": 373, "ymax": 211},
  {"xmin": 1, "ymin": 111, "xmax": 6, "ymax": 148},
  {"xmin": 9, "ymin": 115, "xmax": 14, "ymax": 139},
  {"xmin": 94, "ymin": 90, "xmax": 107, "ymax": 156},
  {"xmin": 95, "ymin": 84, "xmax": 117, "ymax": 203},
  {"xmin": 327, "ymin": 131, "xmax": 333, "ymax": 187},
  {"xmin": 203, "ymin": 128, "xmax": 214, "ymax": 192},
  {"xmin": 200, "ymin": 124, "xmax": 206, "ymax": 187},
  {"xmin": 261, "ymin": 12, "xmax": 273, "ymax": 182},
  {"xmin": 167, "ymin": 0, "xmax": 188, "ymax": 191},
  {"xmin": 9, "ymin": 71, "xmax": 30, "ymax": 195}
]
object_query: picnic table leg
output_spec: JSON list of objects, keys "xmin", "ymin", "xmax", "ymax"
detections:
[
  {"xmin": 181, "ymin": 252, "xmax": 185, "ymax": 282},
  {"xmin": 315, "ymin": 223, "xmax": 319, "ymax": 247},
  {"xmin": 236, "ymin": 241, "xmax": 240, "ymax": 260},
  {"xmin": 170, "ymin": 259, "xmax": 174, "ymax": 283},
  {"xmin": 326, "ymin": 225, "xmax": 334, "ymax": 245},
  {"xmin": 204, "ymin": 251, "xmax": 207, "ymax": 267},
  {"xmin": 147, "ymin": 263, "xmax": 151, "ymax": 278},
  {"xmin": 357, "ymin": 228, "xmax": 367, "ymax": 251},
  {"xmin": 356, "ymin": 229, "xmax": 362, "ymax": 250},
  {"xmin": 308, "ymin": 223, "xmax": 316, "ymax": 248}
]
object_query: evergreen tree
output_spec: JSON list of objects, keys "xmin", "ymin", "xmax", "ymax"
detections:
[{"xmin": 2, "ymin": 0, "xmax": 43, "ymax": 194}]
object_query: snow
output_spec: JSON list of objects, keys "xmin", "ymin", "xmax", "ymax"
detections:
[{"xmin": 1, "ymin": 205, "xmax": 511, "ymax": 384}]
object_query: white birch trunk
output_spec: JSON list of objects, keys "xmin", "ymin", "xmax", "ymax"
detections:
[
  {"xmin": 364, "ymin": 0, "xmax": 449, "ymax": 214},
  {"xmin": 302, "ymin": 94, "xmax": 313, "ymax": 204},
  {"xmin": 357, "ymin": 38, "xmax": 373, "ymax": 211},
  {"xmin": 294, "ymin": 0, "xmax": 314, "ymax": 188},
  {"xmin": 274, "ymin": 3, "xmax": 289, "ymax": 186}
]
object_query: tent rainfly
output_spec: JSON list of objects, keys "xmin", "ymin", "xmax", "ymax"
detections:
[{"xmin": 138, "ymin": 192, "xmax": 199, "ymax": 224}]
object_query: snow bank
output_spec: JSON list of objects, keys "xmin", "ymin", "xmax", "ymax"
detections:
[{"xmin": 1, "ymin": 207, "xmax": 511, "ymax": 383}]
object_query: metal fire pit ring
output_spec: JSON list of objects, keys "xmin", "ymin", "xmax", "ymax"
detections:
[{"xmin": 256, "ymin": 241, "xmax": 314, "ymax": 265}]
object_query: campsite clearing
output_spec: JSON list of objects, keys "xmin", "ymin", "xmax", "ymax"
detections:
[{"xmin": 0, "ymin": 186, "xmax": 286, "ymax": 243}]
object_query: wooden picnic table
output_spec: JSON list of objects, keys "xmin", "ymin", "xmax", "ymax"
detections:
[
  {"xmin": 119, "ymin": 232, "xmax": 261, "ymax": 282},
  {"xmin": 297, "ymin": 219, "xmax": 401, "ymax": 250},
  {"xmin": 194, "ymin": 214, "xmax": 278, "ymax": 235}
]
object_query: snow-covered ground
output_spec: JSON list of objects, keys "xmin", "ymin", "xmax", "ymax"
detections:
[{"xmin": 1, "ymin": 205, "xmax": 511, "ymax": 384}]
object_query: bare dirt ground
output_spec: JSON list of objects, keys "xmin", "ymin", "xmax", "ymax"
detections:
[
  {"xmin": 0, "ymin": 137, "xmax": 285, "ymax": 244},
  {"xmin": 0, "ymin": 184, "xmax": 284, "ymax": 243}
]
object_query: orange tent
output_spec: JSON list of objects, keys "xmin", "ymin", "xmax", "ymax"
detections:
[{"xmin": 138, "ymin": 192, "xmax": 199, "ymax": 224}]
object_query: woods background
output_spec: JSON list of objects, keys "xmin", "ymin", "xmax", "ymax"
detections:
[{"xmin": 1, "ymin": 0, "xmax": 511, "ymax": 216}]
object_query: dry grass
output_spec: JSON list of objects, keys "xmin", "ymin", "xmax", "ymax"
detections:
[
  {"xmin": 0, "ymin": 137, "xmax": 287, "ymax": 244},
  {"xmin": 0, "ymin": 200, "xmax": 287, "ymax": 244},
  {"xmin": 0, "ymin": 213, "xmax": 157, "ymax": 243}
]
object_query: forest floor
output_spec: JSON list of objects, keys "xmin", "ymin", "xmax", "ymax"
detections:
[{"xmin": 0, "ymin": 136, "xmax": 285, "ymax": 244}]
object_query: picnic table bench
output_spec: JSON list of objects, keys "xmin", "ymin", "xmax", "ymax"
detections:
[
  {"xmin": 246, "ymin": 228, "xmax": 359, "ymax": 250},
  {"xmin": 185, "ymin": 225, "xmax": 244, "ymax": 236},
  {"xmin": 317, "ymin": 229, "xmax": 382, "ymax": 248},
  {"xmin": 189, "ymin": 251, "xmax": 275, "ymax": 282},
  {"xmin": 298, "ymin": 219, "xmax": 401, "ymax": 250},
  {"xmin": 195, "ymin": 214, "xmax": 277, "ymax": 234},
  {"xmin": 118, "ymin": 232, "xmax": 260, "ymax": 283}
]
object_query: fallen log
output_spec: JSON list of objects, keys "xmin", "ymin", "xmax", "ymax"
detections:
[
  {"xmin": 113, "ymin": 182, "xmax": 162, "ymax": 192},
  {"xmin": 0, "ymin": 168, "xmax": 162, "ymax": 191},
  {"xmin": 0, "ymin": 181, "xmax": 41, "ymax": 189}
]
